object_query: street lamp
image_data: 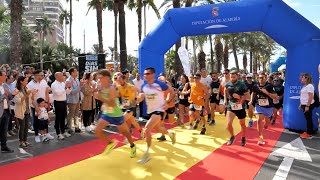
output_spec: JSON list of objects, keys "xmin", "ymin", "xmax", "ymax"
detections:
[{"xmin": 143, "ymin": 0, "xmax": 147, "ymax": 37}]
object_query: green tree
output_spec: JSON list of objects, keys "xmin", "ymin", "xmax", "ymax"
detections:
[
  {"xmin": 118, "ymin": 0, "xmax": 128, "ymax": 71},
  {"xmin": 9, "ymin": 0, "xmax": 23, "ymax": 66},
  {"xmin": 59, "ymin": 9, "xmax": 70, "ymax": 44},
  {"xmin": 214, "ymin": 36, "xmax": 223, "ymax": 72},
  {"xmin": 87, "ymin": 0, "xmax": 104, "ymax": 53}
]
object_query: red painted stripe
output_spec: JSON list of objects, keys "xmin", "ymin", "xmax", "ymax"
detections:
[
  {"xmin": 176, "ymin": 117, "xmax": 284, "ymax": 180},
  {"xmin": 0, "ymin": 122, "xmax": 178, "ymax": 180}
]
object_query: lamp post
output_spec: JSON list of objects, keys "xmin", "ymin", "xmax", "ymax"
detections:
[{"xmin": 143, "ymin": 0, "xmax": 147, "ymax": 37}]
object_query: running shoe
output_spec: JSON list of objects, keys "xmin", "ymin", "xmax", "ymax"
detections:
[
  {"xmin": 42, "ymin": 137, "xmax": 50, "ymax": 143},
  {"xmin": 157, "ymin": 135, "xmax": 166, "ymax": 141},
  {"xmin": 248, "ymin": 120, "xmax": 253, "ymax": 127},
  {"xmin": 241, "ymin": 137, "xmax": 246, "ymax": 146},
  {"xmin": 140, "ymin": 129, "xmax": 145, "ymax": 140},
  {"xmin": 300, "ymin": 132, "xmax": 312, "ymax": 139},
  {"xmin": 169, "ymin": 131, "xmax": 176, "ymax": 145},
  {"xmin": 200, "ymin": 127, "xmax": 206, "ymax": 135},
  {"xmin": 209, "ymin": 120, "xmax": 216, "ymax": 126},
  {"xmin": 130, "ymin": 144, "xmax": 136, "ymax": 158},
  {"xmin": 193, "ymin": 119, "xmax": 200, "ymax": 129},
  {"xmin": 137, "ymin": 152, "xmax": 151, "ymax": 164},
  {"xmin": 257, "ymin": 140, "xmax": 265, "ymax": 145},
  {"xmin": 227, "ymin": 136, "xmax": 235, "ymax": 146},
  {"xmin": 102, "ymin": 141, "xmax": 117, "ymax": 155}
]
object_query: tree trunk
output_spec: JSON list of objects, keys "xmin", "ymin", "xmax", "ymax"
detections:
[
  {"xmin": 10, "ymin": 0, "xmax": 23, "ymax": 66},
  {"xmin": 137, "ymin": 0, "xmax": 142, "ymax": 42},
  {"xmin": 69, "ymin": 0, "xmax": 72, "ymax": 47},
  {"xmin": 223, "ymin": 42, "xmax": 229, "ymax": 70},
  {"xmin": 96, "ymin": 0, "xmax": 103, "ymax": 53},
  {"xmin": 185, "ymin": 0, "xmax": 192, "ymax": 51},
  {"xmin": 243, "ymin": 52, "xmax": 247, "ymax": 72},
  {"xmin": 215, "ymin": 37, "xmax": 223, "ymax": 72},
  {"xmin": 114, "ymin": 2, "xmax": 118, "ymax": 61},
  {"xmin": 209, "ymin": 35, "xmax": 214, "ymax": 72},
  {"xmin": 173, "ymin": 0, "xmax": 184, "ymax": 76},
  {"xmin": 192, "ymin": 39, "xmax": 197, "ymax": 74},
  {"xmin": 118, "ymin": 0, "xmax": 127, "ymax": 71},
  {"xmin": 231, "ymin": 39, "xmax": 239, "ymax": 71},
  {"xmin": 249, "ymin": 49, "xmax": 253, "ymax": 73},
  {"xmin": 198, "ymin": 50, "xmax": 206, "ymax": 70},
  {"xmin": 253, "ymin": 53, "xmax": 258, "ymax": 72}
]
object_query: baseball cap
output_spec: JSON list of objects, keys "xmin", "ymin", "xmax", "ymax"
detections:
[
  {"xmin": 246, "ymin": 73, "xmax": 253, "ymax": 78},
  {"xmin": 121, "ymin": 69, "xmax": 129, "ymax": 74},
  {"xmin": 159, "ymin": 72, "xmax": 166, "ymax": 77}
]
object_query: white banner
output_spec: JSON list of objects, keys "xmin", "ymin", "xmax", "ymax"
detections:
[{"xmin": 178, "ymin": 46, "xmax": 190, "ymax": 77}]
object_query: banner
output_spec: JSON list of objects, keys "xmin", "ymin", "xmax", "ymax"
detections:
[
  {"xmin": 78, "ymin": 54, "xmax": 106, "ymax": 77},
  {"xmin": 178, "ymin": 46, "xmax": 191, "ymax": 76}
]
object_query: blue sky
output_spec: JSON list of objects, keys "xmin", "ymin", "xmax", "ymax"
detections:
[{"xmin": 71, "ymin": 0, "xmax": 320, "ymax": 67}]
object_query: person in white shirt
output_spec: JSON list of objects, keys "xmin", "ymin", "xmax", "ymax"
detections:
[
  {"xmin": 51, "ymin": 72, "xmax": 72, "ymax": 140},
  {"xmin": 27, "ymin": 70, "xmax": 52, "ymax": 143},
  {"xmin": 299, "ymin": 73, "xmax": 315, "ymax": 139},
  {"xmin": 132, "ymin": 73, "xmax": 144, "ymax": 119},
  {"xmin": 36, "ymin": 98, "xmax": 51, "ymax": 143},
  {"xmin": 200, "ymin": 68, "xmax": 212, "ymax": 122}
]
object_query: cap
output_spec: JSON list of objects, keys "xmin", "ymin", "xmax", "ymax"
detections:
[
  {"xmin": 230, "ymin": 70, "xmax": 238, "ymax": 74},
  {"xmin": 159, "ymin": 72, "xmax": 166, "ymax": 77},
  {"xmin": 246, "ymin": 73, "xmax": 253, "ymax": 78},
  {"xmin": 121, "ymin": 69, "xmax": 129, "ymax": 74},
  {"xmin": 113, "ymin": 72, "xmax": 122, "ymax": 79}
]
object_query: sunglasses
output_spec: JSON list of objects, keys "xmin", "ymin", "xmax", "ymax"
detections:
[
  {"xmin": 144, "ymin": 72, "xmax": 152, "ymax": 75},
  {"xmin": 258, "ymin": 77, "xmax": 265, "ymax": 79},
  {"xmin": 223, "ymin": 72, "xmax": 229, "ymax": 74}
]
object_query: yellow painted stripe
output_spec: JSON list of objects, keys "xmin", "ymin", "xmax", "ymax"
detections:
[{"xmin": 31, "ymin": 114, "xmax": 252, "ymax": 180}]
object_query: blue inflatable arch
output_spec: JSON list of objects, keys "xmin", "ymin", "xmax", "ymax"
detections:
[
  {"xmin": 138, "ymin": 0, "xmax": 320, "ymax": 131},
  {"xmin": 270, "ymin": 56, "xmax": 286, "ymax": 73}
]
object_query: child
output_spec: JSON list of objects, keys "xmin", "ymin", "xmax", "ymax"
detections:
[{"xmin": 37, "ymin": 98, "xmax": 52, "ymax": 142}]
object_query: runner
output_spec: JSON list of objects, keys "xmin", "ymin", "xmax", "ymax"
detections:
[
  {"xmin": 117, "ymin": 75, "xmax": 144, "ymax": 139},
  {"xmin": 245, "ymin": 73, "xmax": 257, "ymax": 127},
  {"xmin": 271, "ymin": 77, "xmax": 284, "ymax": 125},
  {"xmin": 178, "ymin": 74, "xmax": 191, "ymax": 125},
  {"xmin": 209, "ymin": 72, "xmax": 221, "ymax": 126},
  {"xmin": 137, "ymin": 67, "xmax": 176, "ymax": 164},
  {"xmin": 249, "ymin": 72, "xmax": 278, "ymax": 145},
  {"xmin": 220, "ymin": 69, "xmax": 231, "ymax": 115},
  {"xmin": 93, "ymin": 70, "xmax": 136, "ymax": 158},
  {"xmin": 200, "ymin": 68, "xmax": 212, "ymax": 122},
  {"xmin": 188, "ymin": 73, "xmax": 208, "ymax": 134},
  {"xmin": 224, "ymin": 70, "xmax": 250, "ymax": 146},
  {"xmin": 156, "ymin": 74, "xmax": 177, "ymax": 141}
]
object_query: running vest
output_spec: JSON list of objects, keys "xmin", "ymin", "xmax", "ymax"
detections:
[
  {"xmin": 189, "ymin": 83, "xmax": 205, "ymax": 106},
  {"xmin": 252, "ymin": 83, "xmax": 275, "ymax": 108},
  {"xmin": 118, "ymin": 83, "xmax": 136, "ymax": 107},
  {"xmin": 100, "ymin": 87, "xmax": 123, "ymax": 117}
]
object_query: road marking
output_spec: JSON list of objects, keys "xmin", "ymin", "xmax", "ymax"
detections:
[{"xmin": 271, "ymin": 138, "xmax": 312, "ymax": 180}]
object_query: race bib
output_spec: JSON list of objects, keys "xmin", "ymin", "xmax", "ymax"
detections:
[
  {"xmin": 179, "ymin": 94, "xmax": 185, "ymax": 99},
  {"xmin": 273, "ymin": 99, "xmax": 279, "ymax": 104},
  {"xmin": 123, "ymin": 98, "xmax": 130, "ymax": 106},
  {"xmin": 146, "ymin": 94, "xmax": 157, "ymax": 104},
  {"xmin": 194, "ymin": 104, "xmax": 202, "ymax": 111},
  {"xmin": 219, "ymin": 99, "xmax": 224, "ymax": 105},
  {"xmin": 101, "ymin": 104, "xmax": 114, "ymax": 114},
  {"xmin": 212, "ymin": 88, "xmax": 219, "ymax": 94},
  {"xmin": 258, "ymin": 99, "xmax": 269, "ymax": 106},
  {"xmin": 231, "ymin": 102, "xmax": 242, "ymax": 110}
]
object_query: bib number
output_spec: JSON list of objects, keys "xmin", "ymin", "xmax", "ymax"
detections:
[
  {"xmin": 102, "ymin": 104, "xmax": 114, "ymax": 114},
  {"xmin": 273, "ymin": 99, "xmax": 279, "ymax": 104},
  {"xmin": 123, "ymin": 98, "xmax": 130, "ymax": 106},
  {"xmin": 194, "ymin": 104, "xmax": 202, "ymax": 111},
  {"xmin": 212, "ymin": 88, "xmax": 219, "ymax": 94},
  {"xmin": 146, "ymin": 94, "xmax": 157, "ymax": 104},
  {"xmin": 231, "ymin": 103, "xmax": 242, "ymax": 110},
  {"xmin": 258, "ymin": 99, "xmax": 269, "ymax": 106}
]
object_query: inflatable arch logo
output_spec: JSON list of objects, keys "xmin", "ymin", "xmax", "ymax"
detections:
[{"xmin": 138, "ymin": 0, "xmax": 320, "ymax": 131}]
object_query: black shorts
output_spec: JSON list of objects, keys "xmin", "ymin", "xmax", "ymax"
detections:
[
  {"xmin": 189, "ymin": 104, "xmax": 204, "ymax": 116},
  {"xmin": 179, "ymin": 99, "xmax": 190, "ymax": 107},
  {"xmin": 166, "ymin": 107, "xmax": 175, "ymax": 114},
  {"xmin": 39, "ymin": 119, "xmax": 49, "ymax": 130},
  {"xmin": 245, "ymin": 100, "xmax": 255, "ymax": 109},
  {"xmin": 273, "ymin": 103, "xmax": 282, "ymax": 110},
  {"xmin": 227, "ymin": 109, "xmax": 247, "ymax": 120},
  {"xmin": 122, "ymin": 107, "xmax": 136, "ymax": 113},
  {"xmin": 148, "ymin": 111, "xmax": 164, "ymax": 120},
  {"xmin": 210, "ymin": 95, "xmax": 220, "ymax": 105}
]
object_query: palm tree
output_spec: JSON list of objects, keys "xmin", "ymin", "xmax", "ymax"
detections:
[
  {"xmin": 87, "ymin": 0, "xmax": 104, "ymax": 53},
  {"xmin": 59, "ymin": 9, "xmax": 70, "ymax": 44},
  {"xmin": 65, "ymin": 0, "xmax": 79, "ymax": 48},
  {"xmin": 104, "ymin": 0, "xmax": 119, "ymax": 61},
  {"xmin": 9, "ymin": 0, "xmax": 23, "ymax": 66},
  {"xmin": 0, "ymin": 6, "xmax": 7, "ymax": 23},
  {"xmin": 34, "ymin": 16, "xmax": 54, "ymax": 70},
  {"xmin": 214, "ymin": 36, "xmax": 223, "ymax": 72},
  {"xmin": 118, "ymin": 0, "xmax": 128, "ymax": 71},
  {"xmin": 192, "ymin": 35, "xmax": 207, "ymax": 70},
  {"xmin": 238, "ymin": 33, "xmax": 250, "ymax": 72}
]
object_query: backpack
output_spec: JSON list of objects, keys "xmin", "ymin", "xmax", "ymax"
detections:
[{"xmin": 314, "ymin": 91, "xmax": 319, "ymax": 107}]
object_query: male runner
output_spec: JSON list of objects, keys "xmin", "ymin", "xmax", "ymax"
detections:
[
  {"xmin": 200, "ymin": 68, "xmax": 212, "ymax": 122},
  {"xmin": 224, "ymin": 70, "xmax": 250, "ymax": 146},
  {"xmin": 271, "ymin": 77, "xmax": 284, "ymax": 125},
  {"xmin": 117, "ymin": 75, "xmax": 144, "ymax": 139},
  {"xmin": 94, "ymin": 70, "xmax": 136, "ymax": 158},
  {"xmin": 249, "ymin": 72, "xmax": 278, "ymax": 145},
  {"xmin": 137, "ymin": 67, "xmax": 176, "ymax": 164},
  {"xmin": 189, "ymin": 73, "xmax": 208, "ymax": 134},
  {"xmin": 245, "ymin": 74, "xmax": 257, "ymax": 127},
  {"xmin": 209, "ymin": 72, "xmax": 221, "ymax": 126}
]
